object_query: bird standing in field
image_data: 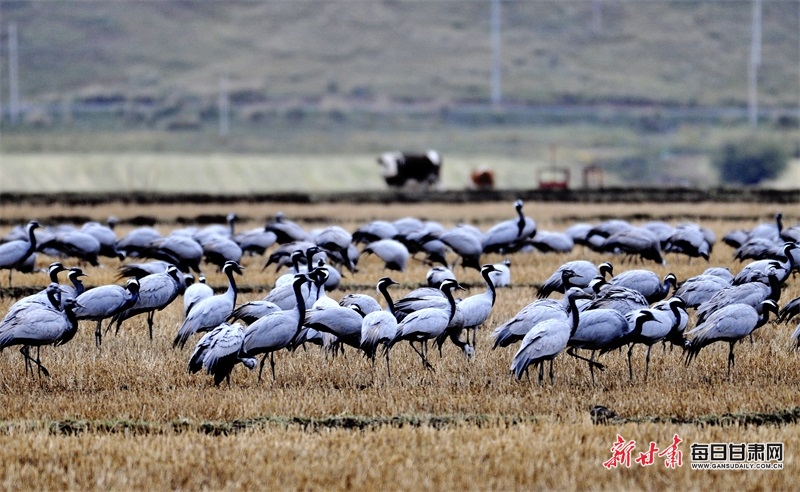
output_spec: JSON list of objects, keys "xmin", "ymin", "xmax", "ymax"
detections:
[
  {"xmin": 0, "ymin": 291, "xmax": 80, "ymax": 378},
  {"xmin": 189, "ymin": 322, "xmax": 257, "ymax": 386},
  {"xmin": 110, "ymin": 265, "xmax": 185, "ymax": 340},
  {"xmin": 173, "ymin": 261, "xmax": 244, "ymax": 349},
  {"xmin": 509, "ymin": 288, "xmax": 592, "ymax": 384},
  {"xmin": 482, "ymin": 199, "xmax": 536, "ymax": 254},
  {"xmin": 0, "ymin": 220, "xmax": 39, "ymax": 286},
  {"xmin": 74, "ymin": 278, "xmax": 141, "ymax": 347},
  {"xmin": 239, "ymin": 274, "xmax": 310, "ymax": 382},
  {"xmin": 450, "ymin": 264, "xmax": 499, "ymax": 348},
  {"xmin": 685, "ymin": 300, "xmax": 779, "ymax": 378},
  {"xmin": 360, "ymin": 277, "xmax": 399, "ymax": 375},
  {"xmin": 538, "ymin": 261, "xmax": 613, "ymax": 298},
  {"xmin": 386, "ymin": 278, "xmax": 463, "ymax": 372},
  {"xmin": 183, "ymin": 273, "xmax": 214, "ymax": 317}
]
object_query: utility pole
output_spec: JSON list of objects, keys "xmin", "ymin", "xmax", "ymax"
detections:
[
  {"xmin": 592, "ymin": 0, "xmax": 602, "ymax": 33},
  {"xmin": 8, "ymin": 21, "xmax": 18, "ymax": 125},
  {"xmin": 490, "ymin": 0, "xmax": 501, "ymax": 107},
  {"xmin": 218, "ymin": 72, "xmax": 229, "ymax": 139},
  {"xmin": 748, "ymin": 0, "xmax": 761, "ymax": 128}
]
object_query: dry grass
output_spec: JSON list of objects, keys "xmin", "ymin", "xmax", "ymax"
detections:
[{"xmin": 0, "ymin": 200, "xmax": 798, "ymax": 490}]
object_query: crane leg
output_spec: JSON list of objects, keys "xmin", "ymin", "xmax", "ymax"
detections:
[
  {"xmin": 257, "ymin": 354, "xmax": 268, "ymax": 383},
  {"xmin": 408, "ymin": 342, "xmax": 435, "ymax": 372},
  {"xmin": 147, "ymin": 311, "xmax": 155, "ymax": 340},
  {"xmin": 727, "ymin": 342, "xmax": 735, "ymax": 378},
  {"xmin": 627, "ymin": 344, "xmax": 635, "ymax": 382},
  {"xmin": 645, "ymin": 346, "xmax": 652, "ymax": 382},
  {"xmin": 270, "ymin": 352, "xmax": 277, "ymax": 381},
  {"xmin": 95, "ymin": 320, "xmax": 103, "ymax": 348},
  {"xmin": 538, "ymin": 362, "xmax": 544, "ymax": 387},
  {"xmin": 384, "ymin": 349, "xmax": 391, "ymax": 379},
  {"xmin": 549, "ymin": 359, "xmax": 556, "ymax": 386}
]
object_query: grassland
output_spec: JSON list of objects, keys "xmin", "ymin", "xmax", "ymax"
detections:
[{"xmin": 0, "ymin": 199, "xmax": 798, "ymax": 489}]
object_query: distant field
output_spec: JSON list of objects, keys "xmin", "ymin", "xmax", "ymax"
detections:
[
  {"xmin": 1, "ymin": 152, "xmax": 798, "ymax": 194},
  {"xmin": 0, "ymin": 152, "xmax": 583, "ymax": 193}
]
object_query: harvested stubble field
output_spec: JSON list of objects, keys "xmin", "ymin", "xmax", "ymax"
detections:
[{"xmin": 0, "ymin": 199, "xmax": 799, "ymax": 490}]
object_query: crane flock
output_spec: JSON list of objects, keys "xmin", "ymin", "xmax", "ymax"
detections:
[{"xmin": 0, "ymin": 205, "xmax": 798, "ymax": 388}]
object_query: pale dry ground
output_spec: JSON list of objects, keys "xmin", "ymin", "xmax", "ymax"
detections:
[{"xmin": 0, "ymin": 200, "xmax": 798, "ymax": 490}]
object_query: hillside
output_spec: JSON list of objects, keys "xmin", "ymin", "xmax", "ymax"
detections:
[
  {"xmin": 2, "ymin": 1, "xmax": 798, "ymax": 110},
  {"xmin": 1, "ymin": 0, "xmax": 799, "ymax": 190}
]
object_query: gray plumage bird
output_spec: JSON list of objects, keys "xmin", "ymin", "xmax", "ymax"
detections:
[
  {"xmin": 538, "ymin": 261, "xmax": 613, "ymax": 298},
  {"xmin": 115, "ymin": 227, "xmax": 162, "ymax": 258},
  {"xmin": 189, "ymin": 322, "xmax": 257, "ymax": 386},
  {"xmin": 685, "ymin": 300, "xmax": 779, "ymax": 377},
  {"xmin": 183, "ymin": 273, "xmax": 214, "ymax": 317},
  {"xmin": 303, "ymin": 303, "xmax": 365, "ymax": 351},
  {"xmin": 387, "ymin": 278, "xmax": 462, "ymax": 371},
  {"xmin": 695, "ymin": 271, "xmax": 781, "ymax": 324},
  {"xmin": 117, "ymin": 260, "xmax": 176, "ymax": 280},
  {"xmin": 438, "ymin": 225, "xmax": 483, "ymax": 271},
  {"xmin": 240, "ymin": 274, "xmax": 309, "ymax": 382},
  {"xmin": 2, "ymin": 262, "xmax": 67, "ymax": 321},
  {"xmin": 581, "ymin": 277, "xmax": 649, "ymax": 315},
  {"xmin": 608, "ymin": 270, "xmax": 677, "ymax": 304},
  {"xmin": 733, "ymin": 243, "xmax": 798, "ymax": 285},
  {"xmin": 482, "ymin": 199, "xmax": 536, "ymax": 254},
  {"xmin": 111, "ymin": 265, "xmax": 185, "ymax": 340},
  {"xmin": 38, "ymin": 230, "xmax": 102, "ymax": 266},
  {"xmin": 359, "ymin": 277, "xmax": 399, "ymax": 374},
  {"xmin": 426, "ymin": 266, "xmax": 456, "ymax": 288},
  {"xmin": 0, "ymin": 292, "xmax": 80, "ymax": 378},
  {"xmin": 0, "ymin": 221, "xmax": 39, "ymax": 286},
  {"xmin": 361, "ymin": 239, "xmax": 409, "ymax": 272},
  {"xmin": 139, "ymin": 234, "xmax": 204, "ymax": 273},
  {"xmin": 568, "ymin": 307, "xmax": 639, "ymax": 384},
  {"xmin": 624, "ymin": 299, "xmax": 686, "ymax": 381},
  {"xmin": 265, "ymin": 212, "xmax": 312, "ymax": 244},
  {"xmin": 173, "ymin": 261, "xmax": 244, "ymax": 349},
  {"xmin": 509, "ymin": 289, "xmax": 592, "ymax": 384},
  {"xmin": 673, "ymin": 272, "xmax": 732, "ymax": 309},
  {"xmin": 602, "ymin": 227, "xmax": 665, "ymax": 265},
  {"xmin": 450, "ymin": 264, "xmax": 498, "ymax": 348},
  {"xmin": 492, "ymin": 286, "xmax": 589, "ymax": 349},
  {"xmin": 75, "ymin": 278, "xmax": 141, "ymax": 347}
]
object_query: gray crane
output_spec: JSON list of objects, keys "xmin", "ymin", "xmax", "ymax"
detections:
[
  {"xmin": 110, "ymin": 265, "xmax": 185, "ymax": 340},
  {"xmin": 509, "ymin": 288, "xmax": 592, "ymax": 384},
  {"xmin": 482, "ymin": 199, "xmax": 536, "ymax": 254},
  {"xmin": 38, "ymin": 230, "xmax": 103, "ymax": 266},
  {"xmin": 438, "ymin": 225, "xmax": 483, "ymax": 271},
  {"xmin": 183, "ymin": 273, "xmax": 214, "ymax": 317},
  {"xmin": 189, "ymin": 322, "xmax": 256, "ymax": 386},
  {"xmin": 0, "ymin": 220, "xmax": 39, "ymax": 286},
  {"xmin": 239, "ymin": 274, "xmax": 309, "ymax": 382},
  {"xmin": 538, "ymin": 261, "xmax": 612, "ymax": 298},
  {"xmin": 386, "ymin": 278, "xmax": 462, "ymax": 372},
  {"xmin": 608, "ymin": 270, "xmax": 677, "ymax": 304},
  {"xmin": 448, "ymin": 264, "xmax": 498, "ymax": 348},
  {"xmin": 0, "ymin": 290, "xmax": 80, "ymax": 378},
  {"xmin": 568, "ymin": 307, "xmax": 640, "ymax": 384},
  {"xmin": 360, "ymin": 238, "xmax": 409, "ymax": 272},
  {"xmin": 685, "ymin": 300, "xmax": 779, "ymax": 377},
  {"xmin": 359, "ymin": 277, "xmax": 399, "ymax": 375},
  {"xmin": 492, "ymin": 286, "xmax": 589, "ymax": 349},
  {"xmin": 624, "ymin": 298, "xmax": 686, "ymax": 381},
  {"xmin": 75, "ymin": 278, "xmax": 140, "ymax": 347},
  {"xmin": 602, "ymin": 227, "xmax": 666, "ymax": 265},
  {"xmin": 173, "ymin": 261, "xmax": 243, "ymax": 349}
]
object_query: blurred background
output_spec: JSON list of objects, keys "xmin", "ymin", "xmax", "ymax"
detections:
[{"xmin": 0, "ymin": 0, "xmax": 798, "ymax": 193}]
